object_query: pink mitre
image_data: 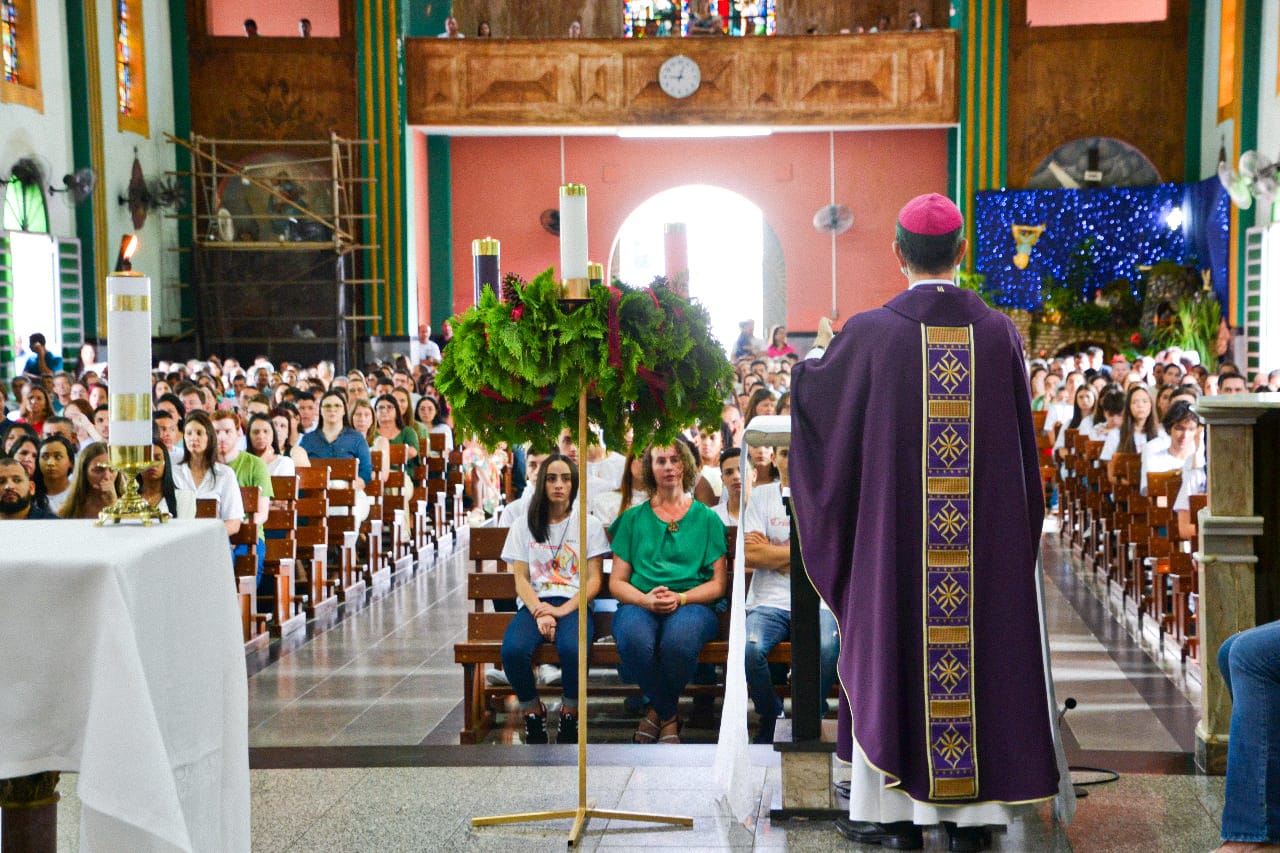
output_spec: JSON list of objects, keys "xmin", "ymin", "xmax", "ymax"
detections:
[{"xmin": 898, "ymin": 193, "xmax": 963, "ymax": 235}]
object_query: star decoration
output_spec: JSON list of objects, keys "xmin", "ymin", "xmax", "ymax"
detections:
[
  {"xmin": 931, "ymin": 352, "xmax": 969, "ymax": 392},
  {"xmin": 934, "ymin": 725, "xmax": 970, "ymax": 767},
  {"xmin": 930, "ymin": 427, "xmax": 967, "ymax": 467},
  {"xmin": 931, "ymin": 501, "xmax": 968, "ymax": 543},
  {"xmin": 930, "ymin": 574, "xmax": 968, "ymax": 615},
  {"xmin": 931, "ymin": 650, "xmax": 968, "ymax": 693}
]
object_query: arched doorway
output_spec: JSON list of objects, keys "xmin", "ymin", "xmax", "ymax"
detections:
[{"xmin": 608, "ymin": 184, "xmax": 783, "ymax": 357}]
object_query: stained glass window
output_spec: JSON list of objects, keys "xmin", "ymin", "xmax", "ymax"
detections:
[
  {"xmin": 622, "ymin": 0, "xmax": 774, "ymax": 38},
  {"xmin": 114, "ymin": 0, "xmax": 147, "ymax": 135},
  {"xmin": 2, "ymin": 0, "xmax": 18, "ymax": 84},
  {"xmin": 0, "ymin": 0, "xmax": 40, "ymax": 110},
  {"xmin": 116, "ymin": 0, "xmax": 131, "ymax": 114}
]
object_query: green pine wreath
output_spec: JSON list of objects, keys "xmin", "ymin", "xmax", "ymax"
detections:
[{"xmin": 435, "ymin": 268, "xmax": 733, "ymax": 453}]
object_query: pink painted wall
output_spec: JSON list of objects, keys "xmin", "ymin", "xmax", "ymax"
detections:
[
  {"xmin": 206, "ymin": 0, "xmax": 341, "ymax": 37},
  {"xmin": 444, "ymin": 130, "xmax": 949, "ymax": 333},
  {"xmin": 1025, "ymin": 0, "xmax": 1167, "ymax": 27}
]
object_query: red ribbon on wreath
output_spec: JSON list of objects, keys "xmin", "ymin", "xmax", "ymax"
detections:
[
  {"xmin": 636, "ymin": 366, "xmax": 670, "ymax": 415},
  {"xmin": 516, "ymin": 386, "xmax": 556, "ymax": 425},
  {"xmin": 479, "ymin": 387, "xmax": 507, "ymax": 402},
  {"xmin": 646, "ymin": 288, "xmax": 669, "ymax": 334}
]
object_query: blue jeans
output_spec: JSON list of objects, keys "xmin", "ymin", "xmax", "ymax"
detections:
[
  {"xmin": 1219, "ymin": 619, "xmax": 1280, "ymax": 842},
  {"xmin": 744, "ymin": 606, "xmax": 839, "ymax": 719},
  {"xmin": 500, "ymin": 597, "xmax": 591, "ymax": 706},
  {"xmin": 614, "ymin": 603, "xmax": 719, "ymax": 720}
]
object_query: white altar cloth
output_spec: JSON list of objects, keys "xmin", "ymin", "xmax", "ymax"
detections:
[{"xmin": 0, "ymin": 520, "xmax": 250, "ymax": 852}]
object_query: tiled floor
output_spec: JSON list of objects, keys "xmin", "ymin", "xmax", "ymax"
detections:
[{"xmin": 49, "ymin": 524, "xmax": 1228, "ymax": 850}]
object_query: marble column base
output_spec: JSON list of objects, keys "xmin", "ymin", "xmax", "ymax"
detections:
[
  {"xmin": 1196, "ymin": 721, "xmax": 1229, "ymax": 776},
  {"xmin": 0, "ymin": 771, "xmax": 60, "ymax": 853},
  {"xmin": 781, "ymin": 752, "xmax": 834, "ymax": 810}
]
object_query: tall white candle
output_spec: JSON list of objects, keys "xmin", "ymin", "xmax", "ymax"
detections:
[
  {"xmin": 559, "ymin": 183, "xmax": 588, "ymax": 281},
  {"xmin": 106, "ymin": 272, "xmax": 153, "ymax": 448}
]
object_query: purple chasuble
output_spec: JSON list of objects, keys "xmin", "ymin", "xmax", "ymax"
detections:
[{"xmin": 790, "ymin": 284, "xmax": 1058, "ymax": 806}]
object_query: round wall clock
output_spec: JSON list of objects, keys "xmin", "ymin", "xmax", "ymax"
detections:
[{"xmin": 658, "ymin": 55, "xmax": 701, "ymax": 99}]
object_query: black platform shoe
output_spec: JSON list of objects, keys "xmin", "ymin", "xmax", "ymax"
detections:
[
  {"xmin": 944, "ymin": 823, "xmax": 993, "ymax": 852},
  {"xmin": 834, "ymin": 816, "xmax": 924, "ymax": 850}
]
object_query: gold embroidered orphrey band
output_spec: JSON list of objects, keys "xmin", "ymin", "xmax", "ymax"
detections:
[{"xmin": 922, "ymin": 324, "xmax": 977, "ymax": 800}]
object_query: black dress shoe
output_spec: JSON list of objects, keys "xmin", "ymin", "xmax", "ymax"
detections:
[
  {"xmin": 945, "ymin": 824, "xmax": 993, "ymax": 852},
  {"xmin": 834, "ymin": 815, "xmax": 924, "ymax": 850}
]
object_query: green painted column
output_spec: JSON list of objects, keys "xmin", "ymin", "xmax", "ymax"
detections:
[
  {"xmin": 426, "ymin": 134, "xmax": 453, "ymax": 328},
  {"xmin": 409, "ymin": 4, "xmax": 454, "ymax": 329},
  {"xmin": 168, "ymin": 0, "xmax": 194, "ymax": 333},
  {"xmin": 356, "ymin": 0, "xmax": 410, "ymax": 339},
  {"xmin": 63, "ymin": 0, "xmax": 98, "ymax": 335},
  {"xmin": 955, "ymin": 0, "xmax": 1009, "ymax": 271},
  {"xmin": 1184, "ymin": 0, "xmax": 1207, "ymax": 181},
  {"xmin": 1233, "ymin": 0, "xmax": 1263, "ymax": 328}
]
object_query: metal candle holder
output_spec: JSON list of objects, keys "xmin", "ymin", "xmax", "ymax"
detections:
[{"xmin": 98, "ymin": 445, "xmax": 169, "ymax": 526}]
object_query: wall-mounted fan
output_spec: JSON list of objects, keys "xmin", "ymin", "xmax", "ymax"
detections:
[
  {"xmin": 118, "ymin": 151, "xmax": 186, "ymax": 230},
  {"xmin": 812, "ymin": 203, "xmax": 854, "ymax": 235},
  {"xmin": 1218, "ymin": 149, "xmax": 1279, "ymax": 212},
  {"xmin": 540, "ymin": 208, "xmax": 560, "ymax": 236},
  {"xmin": 50, "ymin": 169, "xmax": 96, "ymax": 205}
]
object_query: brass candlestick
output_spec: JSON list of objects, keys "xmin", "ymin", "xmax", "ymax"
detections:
[
  {"xmin": 560, "ymin": 276, "xmax": 591, "ymax": 301},
  {"xmin": 97, "ymin": 445, "xmax": 169, "ymax": 526}
]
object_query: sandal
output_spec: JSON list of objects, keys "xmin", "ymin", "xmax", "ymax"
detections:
[
  {"xmin": 658, "ymin": 714, "xmax": 682, "ymax": 744},
  {"xmin": 634, "ymin": 709, "xmax": 661, "ymax": 744}
]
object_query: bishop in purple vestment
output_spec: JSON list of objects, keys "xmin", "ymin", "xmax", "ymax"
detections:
[{"xmin": 790, "ymin": 195, "xmax": 1059, "ymax": 849}]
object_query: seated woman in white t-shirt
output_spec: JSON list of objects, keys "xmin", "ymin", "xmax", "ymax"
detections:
[
  {"xmin": 1140, "ymin": 401, "xmax": 1202, "ymax": 495},
  {"xmin": 500, "ymin": 453, "xmax": 608, "ymax": 745},
  {"xmin": 247, "ymin": 413, "xmax": 296, "ymax": 478},
  {"xmin": 172, "ymin": 410, "xmax": 243, "ymax": 536},
  {"xmin": 1053, "ymin": 385, "xmax": 1097, "ymax": 461},
  {"xmin": 1103, "ymin": 385, "xmax": 1163, "ymax": 480}
]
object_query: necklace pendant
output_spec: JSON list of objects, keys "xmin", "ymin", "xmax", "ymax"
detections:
[{"xmin": 667, "ymin": 520, "xmax": 679, "ymax": 533}]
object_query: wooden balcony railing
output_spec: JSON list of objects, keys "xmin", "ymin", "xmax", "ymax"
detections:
[{"xmin": 405, "ymin": 31, "xmax": 957, "ymax": 129}]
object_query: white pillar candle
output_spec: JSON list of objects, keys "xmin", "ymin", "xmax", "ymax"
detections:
[
  {"xmin": 559, "ymin": 183, "xmax": 588, "ymax": 281},
  {"xmin": 106, "ymin": 273, "xmax": 153, "ymax": 448}
]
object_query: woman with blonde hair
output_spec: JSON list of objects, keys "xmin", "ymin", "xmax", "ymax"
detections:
[
  {"xmin": 58, "ymin": 441, "xmax": 124, "ymax": 520},
  {"xmin": 609, "ymin": 441, "xmax": 728, "ymax": 744}
]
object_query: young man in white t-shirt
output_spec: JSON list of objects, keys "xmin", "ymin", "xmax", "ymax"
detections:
[{"xmin": 742, "ymin": 446, "xmax": 839, "ymax": 744}]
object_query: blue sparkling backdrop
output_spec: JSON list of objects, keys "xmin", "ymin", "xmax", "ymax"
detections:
[{"xmin": 974, "ymin": 179, "xmax": 1230, "ymax": 311}]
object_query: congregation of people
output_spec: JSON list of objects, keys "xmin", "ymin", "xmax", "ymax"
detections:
[{"xmin": 3, "ymin": 315, "xmax": 1279, "ymax": 849}]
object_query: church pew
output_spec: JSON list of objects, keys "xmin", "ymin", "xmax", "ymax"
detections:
[
  {"xmin": 306, "ymin": 458, "xmax": 367, "ymax": 601},
  {"xmin": 292, "ymin": 475, "xmax": 338, "ymax": 620},
  {"xmin": 262, "ymin": 476, "xmax": 307, "ymax": 639},
  {"xmin": 1139, "ymin": 470, "xmax": 1182, "ymax": 629},
  {"xmin": 369, "ymin": 445, "xmax": 414, "ymax": 578},
  {"xmin": 453, "ymin": 525, "xmax": 748, "ymax": 744}
]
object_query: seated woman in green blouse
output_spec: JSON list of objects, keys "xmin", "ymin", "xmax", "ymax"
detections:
[
  {"xmin": 367, "ymin": 394, "xmax": 419, "ymax": 482},
  {"xmin": 609, "ymin": 441, "xmax": 727, "ymax": 744}
]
